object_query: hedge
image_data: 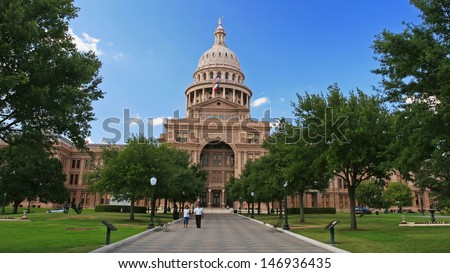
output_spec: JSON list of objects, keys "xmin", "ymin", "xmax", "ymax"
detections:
[
  {"xmin": 95, "ymin": 205, "xmax": 147, "ymax": 213},
  {"xmin": 287, "ymin": 207, "xmax": 336, "ymax": 214}
]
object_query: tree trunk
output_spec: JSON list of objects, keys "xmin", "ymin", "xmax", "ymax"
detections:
[
  {"xmin": 299, "ymin": 191, "xmax": 305, "ymax": 223},
  {"xmin": 348, "ymin": 185, "xmax": 358, "ymax": 230},
  {"xmin": 129, "ymin": 198, "xmax": 135, "ymax": 221},
  {"xmin": 27, "ymin": 200, "xmax": 32, "ymax": 213},
  {"xmin": 163, "ymin": 199, "xmax": 168, "ymax": 214},
  {"xmin": 13, "ymin": 200, "xmax": 20, "ymax": 214},
  {"xmin": 279, "ymin": 198, "xmax": 283, "ymax": 219}
]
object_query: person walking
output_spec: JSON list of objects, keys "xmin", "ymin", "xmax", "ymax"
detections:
[
  {"xmin": 183, "ymin": 205, "xmax": 190, "ymax": 228},
  {"xmin": 194, "ymin": 203, "xmax": 204, "ymax": 228}
]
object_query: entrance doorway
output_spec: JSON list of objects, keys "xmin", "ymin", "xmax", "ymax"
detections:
[{"xmin": 212, "ymin": 191, "xmax": 221, "ymax": 207}]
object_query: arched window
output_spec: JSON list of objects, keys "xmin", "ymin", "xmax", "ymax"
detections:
[
  {"xmin": 209, "ymin": 72, "xmax": 214, "ymax": 79},
  {"xmin": 225, "ymin": 72, "xmax": 229, "ymax": 80},
  {"xmin": 203, "ymin": 73, "xmax": 206, "ymax": 80},
  {"xmin": 232, "ymin": 74, "xmax": 235, "ymax": 81}
]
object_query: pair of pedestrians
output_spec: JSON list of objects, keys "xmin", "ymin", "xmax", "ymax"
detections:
[{"xmin": 183, "ymin": 204, "xmax": 204, "ymax": 228}]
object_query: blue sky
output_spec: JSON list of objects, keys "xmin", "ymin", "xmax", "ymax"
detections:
[{"xmin": 69, "ymin": 0, "xmax": 421, "ymax": 144}]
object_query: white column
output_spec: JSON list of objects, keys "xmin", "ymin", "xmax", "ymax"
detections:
[
  {"xmin": 208, "ymin": 189, "xmax": 212, "ymax": 207},
  {"xmin": 221, "ymin": 189, "xmax": 225, "ymax": 208}
]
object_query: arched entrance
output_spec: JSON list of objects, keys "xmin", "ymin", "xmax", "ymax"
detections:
[{"xmin": 200, "ymin": 141, "xmax": 234, "ymax": 208}]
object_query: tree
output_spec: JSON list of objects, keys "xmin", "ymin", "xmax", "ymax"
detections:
[
  {"xmin": 88, "ymin": 137, "xmax": 160, "ymax": 220},
  {"xmin": 292, "ymin": 84, "xmax": 393, "ymax": 229},
  {"xmin": 356, "ymin": 179, "xmax": 387, "ymax": 211},
  {"xmin": 372, "ymin": 0, "xmax": 450, "ymax": 200},
  {"xmin": 0, "ymin": 141, "xmax": 67, "ymax": 214},
  {"xmin": 384, "ymin": 182, "xmax": 413, "ymax": 212},
  {"xmin": 264, "ymin": 118, "xmax": 331, "ymax": 222},
  {"xmin": 87, "ymin": 136, "xmax": 205, "ymax": 220},
  {"xmin": 0, "ymin": 0, "xmax": 103, "ymax": 150}
]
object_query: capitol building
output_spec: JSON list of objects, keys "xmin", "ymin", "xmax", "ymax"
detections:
[
  {"xmin": 5, "ymin": 20, "xmax": 430, "ymax": 212},
  {"xmin": 159, "ymin": 18, "xmax": 270, "ymax": 208}
]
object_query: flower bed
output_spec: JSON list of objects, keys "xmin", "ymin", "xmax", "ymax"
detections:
[{"xmin": 399, "ymin": 221, "xmax": 450, "ymax": 226}]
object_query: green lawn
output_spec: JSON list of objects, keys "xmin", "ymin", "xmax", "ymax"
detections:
[
  {"xmin": 256, "ymin": 211, "xmax": 450, "ymax": 253},
  {"xmin": 0, "ymin": 207, "xmax": 174, "ymax": 253},
  {"xmin": 1, "ymin": 207, "xmax": 449, "ymax": 253}
]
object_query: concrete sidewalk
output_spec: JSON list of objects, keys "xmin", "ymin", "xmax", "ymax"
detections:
[{"xmin": 92, "ymin": 213, "xmax": 348, "ymax": 253}]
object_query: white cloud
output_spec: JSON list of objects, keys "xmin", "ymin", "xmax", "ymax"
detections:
[
  {"xmin": 251, "ymin": 97, "xmax": 270, "ymax": 107},
  {"xmin": 280, "ymin": 98, "xmax": 285, "ymax": 103},
  {"xmin": 152, "ymin": 117, "xmax": 165, "ymax": 126},
  {"xmin": 112, "ymin": 52, "xmax": 124, "ymax": 60},
  {"xmin": 68, "ymin": 28, "xmax": 102, "ymax": 56}
]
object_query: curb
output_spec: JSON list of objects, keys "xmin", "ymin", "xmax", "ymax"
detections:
[
  {"xmin": 235, "ymin": 213, "xmax": 350, "ymax": 253},
  {"xmin": 90, "ymin": 218, "xmax": 183, "ymax": 253}
]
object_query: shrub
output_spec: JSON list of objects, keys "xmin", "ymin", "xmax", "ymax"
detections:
[
  {"xmin": 287, "ymin": 207, "xmax": 336, "ymax": 214},
  {"xmin": 95, "ymin": 205, "xmax": 147, "ymax": 213}
]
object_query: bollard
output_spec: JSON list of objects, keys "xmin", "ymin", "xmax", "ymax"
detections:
[{"xmin": 101, "ymin": 220, "xmax": 117, "ymax": 245}]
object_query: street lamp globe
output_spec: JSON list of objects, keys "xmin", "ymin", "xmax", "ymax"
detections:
[{"xmin": 150, "ymin": 177, "xmax": 157, "ymax": 186}]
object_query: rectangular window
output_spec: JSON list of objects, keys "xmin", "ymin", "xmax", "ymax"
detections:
[
  {"xmin": 247, "ymin": 133, "xmax": 260, "ymax": 144},
  {"xmin": 201, "ymin": 154, "xmax": 209, "ymax": 167},
  {"xmin": 84, "ymin": 160, "xmax": 90, "ymax": 170},
  {"xmin": 70, "ymin": 174, "xmax": 79, "ymax": 185},
  {"xmin": 338, "ymin": 179, "xmax": 343, "ymax": 189},
  {"xmin": 175, "ymin": 130, "xmax": 188, "ymax": 143},
  {"xmin": 72, "ymin": 159, "xmax": 81, "ymax": 169}
]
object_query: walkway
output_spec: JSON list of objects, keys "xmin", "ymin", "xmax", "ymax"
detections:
[{"xmin": 93, "ymin": 211, "xmax": 347, "ymax": 253}]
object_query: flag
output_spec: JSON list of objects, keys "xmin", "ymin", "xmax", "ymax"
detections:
[{"xmin": 213, "ymin": 75, "xmax": 220, "ymax": 91}]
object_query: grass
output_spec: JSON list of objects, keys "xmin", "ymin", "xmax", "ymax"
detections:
[
  {"xmin": 0, "ymin": 207, "xmax": 174, "ymax": 253},
  {"xmin": 1, "ymin": 207, "xmax": 449, "ymax": 253},
  {"xmin": 256, "ymin": 212, "xmax": 450, "ymax": 253}
]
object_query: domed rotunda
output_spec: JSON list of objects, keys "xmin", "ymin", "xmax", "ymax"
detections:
[{"xmin": 185, "ymin": 18, "xmax": 252, "ymax": 118}]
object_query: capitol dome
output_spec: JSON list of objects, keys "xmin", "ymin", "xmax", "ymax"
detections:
[{"xmin": 196, "ymin": 19, "xmax": 241, "ymax": 72}]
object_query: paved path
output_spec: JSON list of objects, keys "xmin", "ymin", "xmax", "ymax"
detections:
[{"xmin": 93, "ymin": 212, "xmax": 347, "ymax": 253}]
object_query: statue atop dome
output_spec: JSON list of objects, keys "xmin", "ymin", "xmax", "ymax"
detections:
[{"xmin": 214, "ymin": 17, "xmax": 226, "ymax": 47}]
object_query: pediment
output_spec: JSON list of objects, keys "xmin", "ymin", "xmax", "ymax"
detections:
[{"xmin": 189, "ymin": 97, "xmax": 248, "ymax": 112}]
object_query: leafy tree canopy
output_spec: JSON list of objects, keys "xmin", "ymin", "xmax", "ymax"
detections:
[
  {"xmin": 372, "ymin": 0, "xmax": 450, "ymax": 199},
  {"xmin": 0, "ymin": 0, "xmax": 104, "ymax": 150}
]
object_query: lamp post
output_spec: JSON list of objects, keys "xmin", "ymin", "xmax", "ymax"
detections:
[
  {"xmin": 1, "ymin": 192, "xmax": 6, "ymax": 215},
  {"xmin": 283, "ymin": 181, "xmax": 290, "ymax": 230},
  {"xmin": 251, "ymin": 191, "xmax": 255, "ymax": 219},
  {"xmin": 148, "ymin": 177, "xmax": 157, "ymax": 229},
  {"xmin": 239, "ymin": 196, "xmax": 242, "ymax": 214}
]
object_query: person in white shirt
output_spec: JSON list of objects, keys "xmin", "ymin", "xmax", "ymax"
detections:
[
  {"xmin": 193, "ymin": 204, "xmax": 204, "ymax": 228},
  {"xmin": 183, "ymin": 205, "xmax": 190, "ymax": 228}
]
